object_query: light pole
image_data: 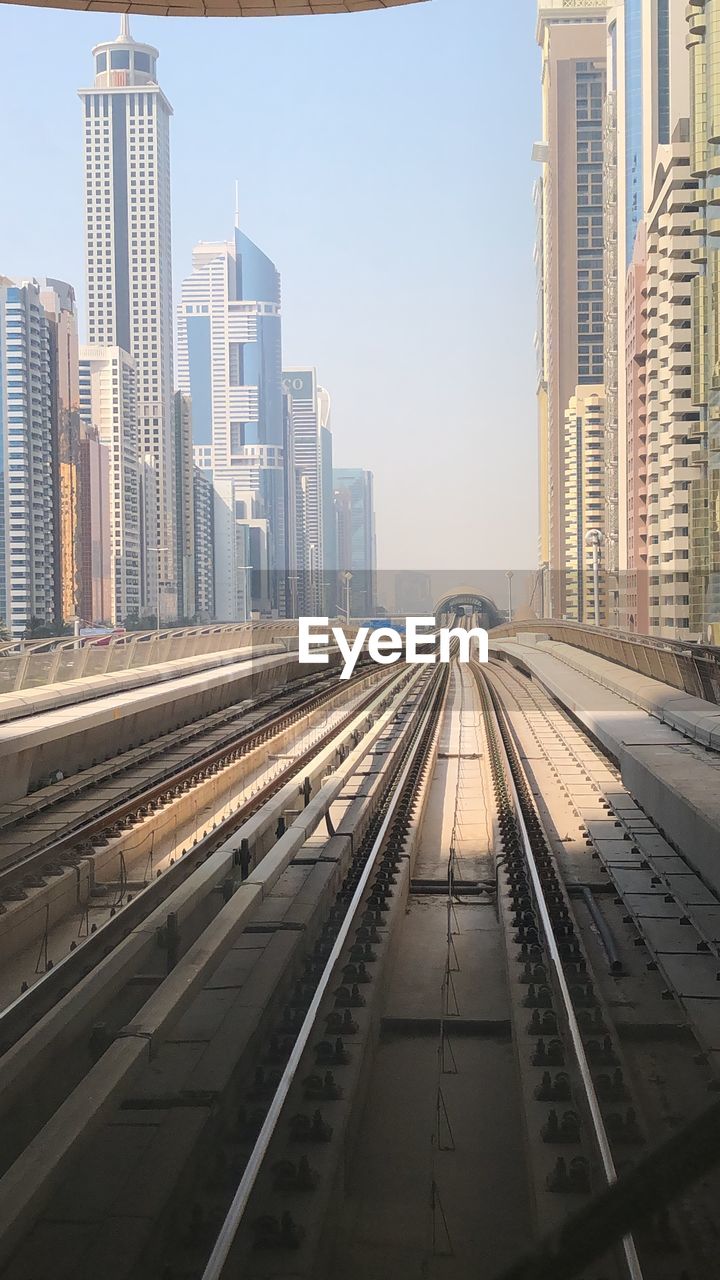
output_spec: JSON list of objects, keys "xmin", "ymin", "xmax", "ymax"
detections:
[
  {"xmin": 506, "ymin": 570, "xmax": 514, "ymax": 624},
  {"xmin": 586, "ymin": 529, "xmax": 603, "ymax": 627},
  {"xmin": 148, "ymin": 546, "xmax": 168, "ymax": 636},
  {"xmin": 343, "ymin": 570, "xmax": 353, "ymax": 623}
]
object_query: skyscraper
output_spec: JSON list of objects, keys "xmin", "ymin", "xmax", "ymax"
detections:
[
  {"xmin": 193, "ymin": 465, "xmax": 215, "ymax": 622},
  {"xmin": 174, "ymin": 392, "xmax": 195, "ymax": 621},
  {"xmin": 563, "ymin": 389, "xmax": 607, "ymax": 623},
  {"xmin": 79, "ymin": 16, "xmax": 176, "ymax": 618},
  {"xmin": 604, "ymin": 0, "xmax": 689, "ymax": 627},
  {"xmin": 283, "ymin": 368, "xmax": 327, "ymax": 614},
  {"xmin": 79, "ymin": 346, "xmax": 141, "ymax": 623},
  {"xmin": 38, "ymin": 279, "xmax": 81, "ymax": 625},
  {"xmin": 687, "ymin": 0, "xmax": 720, "ymax": 638},
  {"xmin": 321, "ymin": 423, "xmax": 336, "ymax": 615},
  {"xmin": 535, "ymin": 2, "xmax": 608, "ymax": 619},
  {"xmin": 77, "ymin": 426, "xmax": 112, "ymax": 624},
  {"xmin": 333, "ymin": 467, "xmax": 376, "ymax": 617},
  {"xmin": 177, "ymin": 221, "xmax": 286, "ymax": 616},
  {"xmin": 624, "ymin": 221, "xmax": 649, "ymax": 633},
  {"xmin": 0, "ymin": 278, "xmax": 56, "ymax": 638}
]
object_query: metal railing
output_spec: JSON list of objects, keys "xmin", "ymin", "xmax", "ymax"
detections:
[
  {"xmin": 0, "ymin": 622, "xmax": 297, "ymax": 694},
  {"xmin": 491, "ymin": 619, "xmax": 720, "ymax": 704}
]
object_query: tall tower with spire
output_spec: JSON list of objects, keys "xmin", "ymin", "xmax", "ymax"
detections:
[{"xmin": 79, "ymin": 18, "xmax": 176, "ymax": 620}]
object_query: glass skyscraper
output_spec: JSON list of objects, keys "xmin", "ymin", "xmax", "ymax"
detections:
[{"xmin": 177, "ymin": 222, "xmax": 286, "ymax": 617}]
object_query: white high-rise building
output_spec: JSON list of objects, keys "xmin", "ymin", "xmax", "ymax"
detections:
[
  {"xmin": 213, "ymin": 479, "xmax": 251, "ymax": 623},
  {"xmin": 0, "ymin": 278, "xmax": 56, "ymax": 638},
  {"xmin": 79, "ymin": 346, "xmax": 142, "ymax": 624},
  {"xmin": 174, "ymin": 392, "xmax": 195, "ymax": 621},
  {"xmin": 283, "ymin": 368, "xmax": 328, "ymax": 614},
  {"xmin": 79, "ymin": 16, "xmax": 176, "ymax": 617}
]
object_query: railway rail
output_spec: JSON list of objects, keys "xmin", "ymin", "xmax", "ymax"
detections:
[
  {"xmin": 0, "ymin": 653, "xmax": 719, "ymax": 1279},
  {"xmin": 487, "ymin": 658, "xmax": 720, "ymax": 1068},
  {"xmin": 0, "ymin": 661, "xmax": 438, "ymax": 1276},
  {"xmin": 475, "ymin": 665, "xmax": 643, "ymax": 1279},
  {"xmin": 0, "ymin": 661, "xmax": 374, "ymax": 887},
  {"xmin": 0, "ymin": 662, "xmax": 396, "ymax": 1048}
]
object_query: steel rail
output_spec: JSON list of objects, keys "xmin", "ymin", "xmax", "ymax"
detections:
[
  {"xmin": 0, "ymin": 666, "xmax": 401, "ymax": 1048},
  {"xmin": 200, "ymin": 665, "xmax": 445, "ymax": 1280},
  {"xmin": 0, "ymin": 664, "xmax": 336, "ymax": 837},
  {"xmin": 476, "ymin": 666, "xmax": 644, "ymax": 1280},
  {"xmin": 0, "ymin": 663, "xmax": 380, "ymax": 889}
]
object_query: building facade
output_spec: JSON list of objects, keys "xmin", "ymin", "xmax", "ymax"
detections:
[
  {"xmin": 535, "ymin": 2, "xmax": 608, "ymax": 617},
  {"xmin": 687, "ymin": 0, "xmax": 720, "ymax": 638},
  {"xmin": 193, "ymin": 465, "xmax": 215, "ymax": 621},
  {"xmin": 177, "ymin": 223, "xmax": 286, "ymax": 616},
  {"xmin": 605, "ymin": 0, "xmax": 689, "ymax": 628},
  {"xmin": 0, "ymin": 278, "xmax": 56, "ymax": 638},
  {"xmin": 624, "ymin": 220, "xmax": 649, "ymax": 632},
  {"xmin": 563, "ymin": 387, "xmax": 607, "ymax": 623},
  {"xmin": 77, "ymin": 426, "xmax": 112, "ymax": 623},
  {"xmin": 321, "ymin": 423, "xmax": 336, "ymax": 616},
  {"xmin": 174, "ymin": 391, "xmax": 195, "ymax": 621},
  {"xmin": 39, "ymin": 279, "xmax": 81, "ymax": 625},
  {"xmin": 79, "ymin": 17, "xmax": 176, "ymax": 617},
  {"xmin": 333, "ymin": 467, "xmax": 376, "ymax": 617},
  {"xmin": 213, "ymin": 478, "xmax": 251, "ymax": 623},
  {"xmin": 283, "ymin": 368, "xmax": 326, "ymax": 614},
  {"xmin": 79, "ymin": 345, "xmax": 142, "ymax": 623},
  {"xmin": 643, "ymin": 123, "xmax": 703, "ymax": 636}
]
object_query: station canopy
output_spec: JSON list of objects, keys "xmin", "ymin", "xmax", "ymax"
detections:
[{"xmin": 4, "ymin": 0, "xmax": 425, "ymax": 14}]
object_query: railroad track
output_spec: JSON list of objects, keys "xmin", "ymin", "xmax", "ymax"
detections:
[
  {"xmin": 0, "ymin": 663, "xmax": 397, "ymax": 1050},
  {"xmin": 1, "ymin": 656, "xmax": 718, "ymax": 1280},
  {"xmin": 486, "ymin": 658, "xmax": 720, "ymax": 1067},
  {"xmin": 0, "ymin": 660, "xmax": 439, "ymax": 1277},
  {"xmin": 193, "ymin": 660, "xmax": 448, "ymax": 1280},
  {"xmin": 474, "ymin": 664, "xmax": 644, "ymax": 1280},
  {"xmin": 0, "ymin": 659, "xmax": 446, "ymax": 1280},
  {"xmin": 184, "ymin": 658, "xmax": 716, "ymax": 1280},
  {"xmin": 0, "ymin": 663, "xmax": 376, "ymax": 890}
]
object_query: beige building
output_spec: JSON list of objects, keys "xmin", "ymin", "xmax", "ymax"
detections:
[
  {"xmin": 644, "ymin": 122, "xmax": 704, "ymax": 636},
  {"xmin": 563, "ymin": 387, "xmax": 607, "ymax": 622},
  {"xmin": 603, "ymin": 1, "xmax": 690, "ymax": 634},
  {"xmin": 535, "ymin": 2, "xmax": 608, "ymax": 618},
  {"xmin": 624, "ymin": 222, "xmax": 649, "ymax": 633},
  {"xmin": 687, "ymin": 0, "xmax": 720, "ymax": 639},
  {"xmin": 77, "ymin": 426, "xmax": 112, "ymax": 624},
  {"xmin": 79, "ymin": 346, "xmax": 142, "ymax": 624}
]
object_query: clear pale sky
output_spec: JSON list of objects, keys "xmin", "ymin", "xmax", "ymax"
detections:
[{"xmin": 0, "ymin": 0, "xmax": 539, "ymax": 573}]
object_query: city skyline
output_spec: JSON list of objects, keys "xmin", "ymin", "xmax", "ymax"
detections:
[
  {"xmin": 1, "ymin": 9, "xmax": 382, "ymax": 635},
  {"xmin": 0, "ymin": 0, "xmax": 540, "ymax": 573}
]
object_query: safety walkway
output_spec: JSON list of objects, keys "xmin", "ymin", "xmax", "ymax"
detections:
[{"xmin": 491, "ymin": 635, "xmax": 720, "ymax": 903}]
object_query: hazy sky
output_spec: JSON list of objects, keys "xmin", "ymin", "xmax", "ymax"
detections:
[{"xmin": 0, "ymin": 0, "xmax": 539, "ymax": 572}]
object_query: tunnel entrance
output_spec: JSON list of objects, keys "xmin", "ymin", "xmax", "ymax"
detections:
[{"xmin": 434, "ymin": 591, "xmax": 503, "ymax": 629}]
